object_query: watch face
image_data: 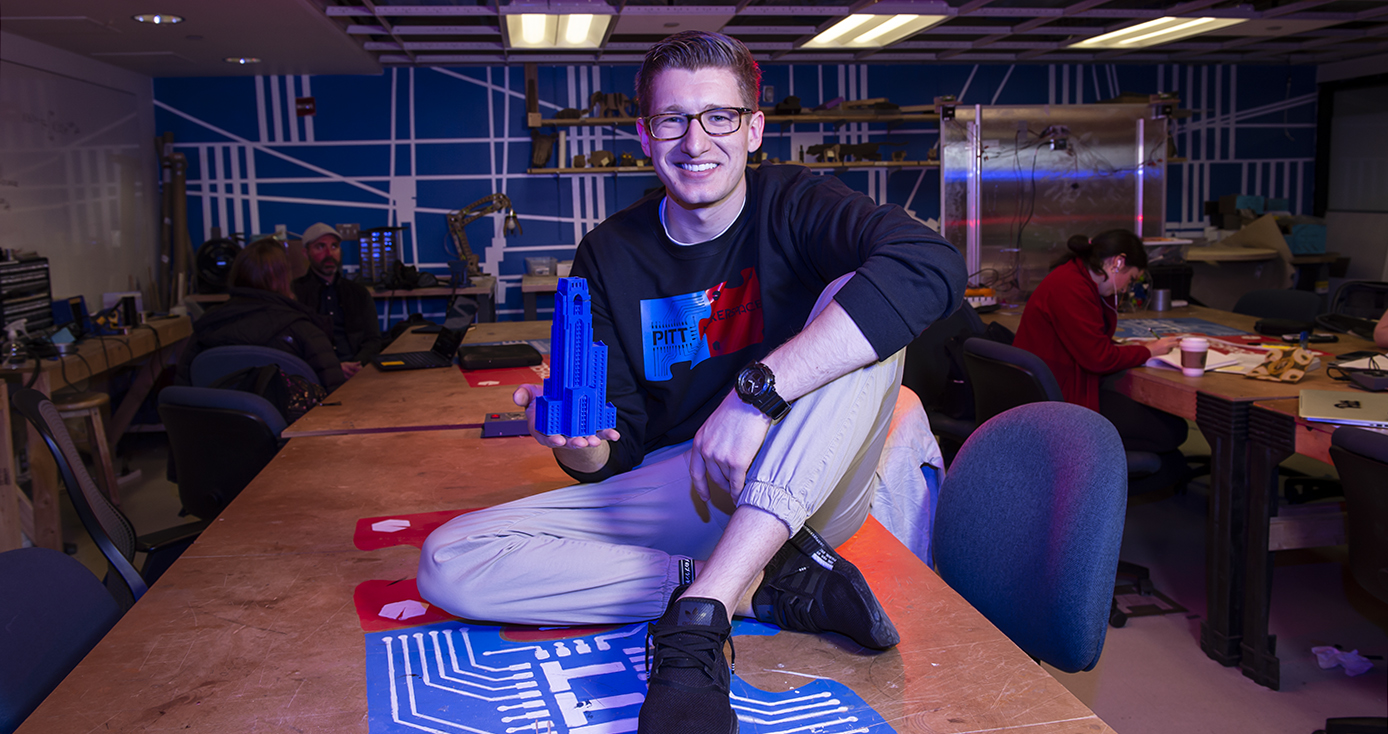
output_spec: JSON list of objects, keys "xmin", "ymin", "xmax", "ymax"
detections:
[{"xmin": 738, "ymin": 365, "xmax": 769, "ymax": 398}]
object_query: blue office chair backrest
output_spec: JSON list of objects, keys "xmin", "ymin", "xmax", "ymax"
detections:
[
  {"xmin": 1231, "ymin": 288, "xmax": 1322, "ymax": 323},
  {"xmin": 1329, "ymin": 426, "xmax": 1388, "ymax": 604},
  {"xmin": 933, "ymin": 402, "xmax": 1128, "ymax": 673},
  {"xmin": 190, "ymin": 345, "xmax": 320, "ymax": 387},
  {"xmin": 159, "ymin": 386, "xmax": 286, "ymax": 520},
  {"xmin": 0, "ymin": 547, "xmax": 121, "ymax": 732},
  {"xmin": 10, "ymin": 389, "xmax": 148, "ymax": 609},
  {"xmin": 962, "ymin": 337, "xmax": 1064, "ymax": 423}
]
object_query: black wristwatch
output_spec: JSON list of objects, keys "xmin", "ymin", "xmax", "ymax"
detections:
[{"xmin": 735, "ymin": 362, "xmax": 791, "ymax": 421}]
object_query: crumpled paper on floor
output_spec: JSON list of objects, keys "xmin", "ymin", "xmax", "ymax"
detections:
[{"xmin": 1312, "ymin": 646, "xmax": 1374, "ymax": 676}]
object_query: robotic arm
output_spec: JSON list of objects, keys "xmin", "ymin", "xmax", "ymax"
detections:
[{"xmin": 446, "ymin": 194, "xmax": 522, "ymax": 278}]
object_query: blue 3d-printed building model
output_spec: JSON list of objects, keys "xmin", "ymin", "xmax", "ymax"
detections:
[{"xmin": 535, "ymin": 278, "xmax": 618, "ymax": 437}]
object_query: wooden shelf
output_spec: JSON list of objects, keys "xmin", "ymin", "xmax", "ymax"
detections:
[
  {"xmin": 527, "ymin": 111, "xmax": 941, "ymax": 128},
  {"xmin": 529, "ymin": 160, "xmax": 939, "ymax": 175}
]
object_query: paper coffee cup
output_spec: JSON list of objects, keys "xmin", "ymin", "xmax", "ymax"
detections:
[{"xmin": 1180, "ymin": 337, "xmax": 1209, "ymax": 377}]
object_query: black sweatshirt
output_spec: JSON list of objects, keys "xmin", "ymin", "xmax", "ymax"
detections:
[
  {"xmin": 568, "ymin": 163, "xmax": 966, "ymax": 483},
  {"xmin": 176, "ymin": 287, "xmax": 346, "ymax": 390}
]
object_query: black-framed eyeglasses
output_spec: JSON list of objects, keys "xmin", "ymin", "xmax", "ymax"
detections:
[{"xmin": 641, "ymin": 107, "xmax": 753, "ymax": 141}]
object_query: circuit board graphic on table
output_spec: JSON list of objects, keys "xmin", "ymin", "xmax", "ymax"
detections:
[{"xmin": 364, "ymin": 618, "xmax": 897, "ymax": 733}]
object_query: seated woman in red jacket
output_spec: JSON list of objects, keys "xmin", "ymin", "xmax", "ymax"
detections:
[
  {"xmin": 176, "ymin": 238, "xmax": 346, "ymax": 390},
  {"xmin": 1013, "ymin": 229, "xmax": 1187, "ymax": 453}
]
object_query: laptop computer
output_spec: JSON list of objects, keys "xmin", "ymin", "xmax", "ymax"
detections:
[
  {"xmin": 1298, "ymin": 389, "xmax": 1388, "ymax": 428},
  {"xmin": 375, "ymin": 327, "xmax": 465, "ymax": 371}
]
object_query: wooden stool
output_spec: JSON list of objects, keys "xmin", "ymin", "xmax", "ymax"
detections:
[{"xmin": 52, "ymin": 391, "xmax": 121, "ymax": 506}]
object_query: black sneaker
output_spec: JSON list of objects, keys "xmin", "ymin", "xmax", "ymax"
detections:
[
  {"xmin": 638, "ymin": 595, "xmax": 738, "ymax": 734},
  {"xmin": 751, "ymin": 525, "xmax": 900, "ymax": 649}
]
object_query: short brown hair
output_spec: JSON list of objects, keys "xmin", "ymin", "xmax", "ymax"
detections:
[
  {"xmin": 230, "ymin": 238, "xmax": 294, "ymax": 298},
  {"xmin": 635, "ymin": 31, "xmax": 761, "ymax": 117}
]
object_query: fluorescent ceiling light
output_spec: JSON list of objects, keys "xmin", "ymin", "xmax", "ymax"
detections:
[
  {"xmin": 505, "ymin": 13, "xmax": 610, "ymax": 49},
  {"xmin": 225, "ymin": 57, "xmax": 261, "ymax": 65},
  {"xmin": 1069, "ymin": 17, "xmax": 1248, "ymax": 49},
  {"xmin": 132, "ymin": 13, "xmax": 183, "ymax": 25},
  {"xmin": 803, "ymin": 14, "xmax": 947, "ymax": 48}
]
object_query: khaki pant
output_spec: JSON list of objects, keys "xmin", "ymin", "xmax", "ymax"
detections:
[{"xmin": 419, "ymin": 276, "xmax": 913, "ymax": 625}]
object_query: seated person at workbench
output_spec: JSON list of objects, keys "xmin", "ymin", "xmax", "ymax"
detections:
[
  {"xmin": 1013, "ymin": 229, "xmax": 1187, "ymax": 454},
  {"xmin": 418, "ymin": 30, "xmax": 966, "ymax": 734},
  {"xmin": 292, "ymin": 223, "xmax": 383, "ymax": 379},
  {"xmin": 1377, "ymin": 309, "xmax": 1388, "ymax": 349},
  {"xmin": 176, "ymin": 238, "xmax": 345, "ymax": 390}
]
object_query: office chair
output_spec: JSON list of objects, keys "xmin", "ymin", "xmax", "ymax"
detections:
[
  {"xmin": 1231, "ymin": 288, "xmax": 1322, "ymax": 324},
  {"xmin": 1316, "ymin": 428, "xmax": 1388, "ymax": 734},
  {"xmin": 1330, "ymin": 427, "xmax": 1388, "ymax": 603},
  {"xmin": 933, "ymin": 402, "xmax": 1128, "ymax": 673},
  {"xmin": 158, "ymin": 386, "xmax": 287, "ymax": 520},
  {"xmin": 1317, "ymin": 280, "xmax": 1388, "ymax": 341},
  {"xmin": 11, "ymin": 389, "xmax": 208, "ymax": 611},
  {"xmin": 902, "ymin": 305, "xmax": 987, "ymax": 465},
  {"xmin": 0, "ymin": 547, "xmax": 122, "ymax": 733},
  {"xmin": 1327, "ymin": 280, "xmax": 1388, "ymax": 321},
  {"xmin": 189, "ymin": 345, "xmax": 321, "ymax": 387},
  {"xmin": 961, "ymin": 338, "xmax": 1187, "ymax": 626}
]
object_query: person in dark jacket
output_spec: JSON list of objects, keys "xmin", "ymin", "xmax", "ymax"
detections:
[
  {"xmin": 177, "ymin": 238, "xmax": 346, "ymax": 390},
  {"xmin": 292, "ymin": 222, "xmax": 383, "ymax": 378}
]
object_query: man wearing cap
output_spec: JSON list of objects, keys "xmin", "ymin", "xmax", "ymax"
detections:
[{"xmin": 292, "ymin": 223, "xmax": 383, "ymax": 378}]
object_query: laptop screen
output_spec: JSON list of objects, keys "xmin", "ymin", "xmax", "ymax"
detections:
[{"xmin": 431, "ymin": 327, "xmax": 464, "ymax": 359}]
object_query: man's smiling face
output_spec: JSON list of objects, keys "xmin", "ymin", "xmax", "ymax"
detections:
[{"xmin": 638, "ymin": 67, "xmax": 764, "ymax": 217}]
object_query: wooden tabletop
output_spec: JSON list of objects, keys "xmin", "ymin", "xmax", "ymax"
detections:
[
  {"xmin": 1, "ymin": 316, "xmax": 193, "ymax": 553},
  {"xmin": 17, "ymin": 429, "xmax": 1114, "ymax": 733},
  {"xmin": 987, "ymin": 303, "xmax": 1379, "ymax": 421},
  {"xmin": 1183, "ymin": 247, "xmax": 1280, "ymax": 263},
  {"xmin": 188, "ymin": 276, "xmax": 499, "ymax": 303},
  {"xmin": 0, "ymin": 315, "xmax": 191, "ymax": 383},
  {"xmin": 281, "ymin": 320, "xmax": 555, "ymax": 438}
]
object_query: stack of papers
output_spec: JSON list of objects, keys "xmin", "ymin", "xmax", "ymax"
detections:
[
  {"xmin": 1145, "ymin": 338, "xmax": 1278, "ymax": 375},
  {"xmin": 1336, "ymin": 354, "xmax": 1385, "ymax": 371}
]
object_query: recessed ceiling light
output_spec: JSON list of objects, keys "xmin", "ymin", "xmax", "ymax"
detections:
[
  {"xmin": 1068, "ymin": 17, "xmax": 1248, "ymax": 49},
  {"xmin": 225, "ymin": 57, "xmax": 261, "ymax": 65},
  {"xmin": 132, "ymin": 13, "xmax": 183, "ymax": 25},
  {"xmin": 503, "ymin": 13, "xmax": 611, "ymax": 49},
  {"xmin": 802, "ymin": 14, "xmax": 949, "ymax": 48}
]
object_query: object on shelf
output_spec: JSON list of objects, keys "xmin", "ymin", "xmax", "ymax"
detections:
[
  {"xmin": 525, "ymin": 257, "xmax": 557, "ymax": 277},
  {"xmin": 572, "ymin": 154, "xmax": 586, "ymax": 168},
  {"xmin": 588, "ymin": 91, "xmax": 635, "ymax": 118},
  {"xmin": 892, "ymin": 150, "xmax": 907, "ymax": 162},
  {"xmin": 935, "ymin": 95, "xmax": 957, "ymax": 120},
  {"xmin": 619, "ymin": 152, "xmax": 634, "ymax": 167},
  {"xmin": 813, "ymin": 96, "xmax": 844, "ymax": 111},
  {"xmin": 589, "ymin": 150, "xmax": 615, "ymax": 168},
  {"xmin": 530, "ymin": 129, "xmax": 557, "ymax": 168},
  {"xmin": 774, "ymin": 95, "xmax": 802, "ymax": 115},
  {"xmin": 808, "ymin": 143, "xmax": 839, "ymax": 163},
  {"xmin": 555, "ymin": 108, "xmax": 583, "ymax": 120}
]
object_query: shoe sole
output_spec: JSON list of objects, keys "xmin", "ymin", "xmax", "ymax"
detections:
[{"xmin": 790, "ymin": 526, "xmax": 900, "ymax": 650}]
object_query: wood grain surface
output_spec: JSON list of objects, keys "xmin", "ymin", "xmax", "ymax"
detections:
[
  {"xmin": 18, "ymin": 428, "xmax": 1114, "ymax": 733},
  {"xmin": 282, "ymin": 321, "xmax": 554, "ymax": 438}
]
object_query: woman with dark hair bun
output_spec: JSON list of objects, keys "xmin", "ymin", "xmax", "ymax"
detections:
[
  {"xmin": 175, "ymin": 238, "xmax": 345, "ymax": 390},
  {"xmin": 1013, "ymin": 229, "xmax": 1187, "ymax": 453}
]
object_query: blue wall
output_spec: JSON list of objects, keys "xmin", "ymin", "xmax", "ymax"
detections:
[{"xmin": 154, "ymin": 61, "xmax": 1316, "ymax": 322}]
